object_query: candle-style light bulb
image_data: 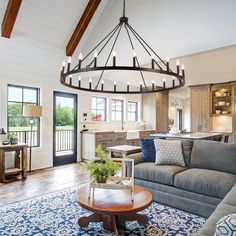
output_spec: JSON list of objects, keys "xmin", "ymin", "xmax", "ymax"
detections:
[
  {"xmin": 133, "ymin": 50, "xmax": 136, "ymax": 67},
  {"xmin": 151, "ymin": 54, "xmax": 155, "ymax": 69},
  {"xmin": 78, "ymin": 53, "xmax": 83, "ymax": 68},
  {"xmin": 94, "ymin": 50, "xmax": 98, "ymax": 67},
  {"xmin": 78, "ymin": 76, "xmax": 81, "ymax": 88},
  {"xmin": 166, "ymin": 57, "xmax": 170, "ymax": 71},
  {"xmin": 176, "ymin": 60, "xmax": 180, "ymax": 74},
  {"xmin": 113, "ymin": 51, "xmax": 116, "ymax": 67}
]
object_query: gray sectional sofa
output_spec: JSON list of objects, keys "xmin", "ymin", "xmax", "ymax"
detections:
[{"xmin": 126, "ymin": 140, "xmax": 236, "ymax": 236}]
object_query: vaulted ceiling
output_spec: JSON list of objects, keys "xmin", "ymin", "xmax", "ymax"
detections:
[{"xmin": 0, "ymin": 0, "xmax": 236, "ymax": 86}]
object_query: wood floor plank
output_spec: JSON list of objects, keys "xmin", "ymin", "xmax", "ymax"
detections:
[{"xmin": 0, "ymin": 163, "xmax": 89, "ymax": 206}]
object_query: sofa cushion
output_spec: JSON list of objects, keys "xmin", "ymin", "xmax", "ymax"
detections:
[
  {"xmin": 221, "ymin": 185, "xmax": 236, "ymax": 206},
  {"xmin": 141, "ymin": 138, "xmax": 156, "ymax": 162},
  {"xmin": 181, "ymin": 140, "xmax": 193, "ymax": 167},
  {"xmin": 199, "ymin": 204, "xmax": 236, "ymax": 236},
  {"xmin": 190, "ymin": 140, "xmax": 236, "ymax": 175},
  {"xmin": 154, "ymin": 139, "xmax": 185, "ymax": 166},
  {"xmin": 174, "ymin": 168, "xmax": 236, "ymax": 198},
  {"xmin": 134, "ymin": 162, "xmax": 186, "ymax": 185}
]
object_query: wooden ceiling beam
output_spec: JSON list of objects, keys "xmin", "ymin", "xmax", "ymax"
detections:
[
  {"xmin": 1, "ymin": 0, "xmax": 22, "ymax": 38},
  {"xmin": 66, "ymin": 0, "xmax": 101, "ymax": 56}
]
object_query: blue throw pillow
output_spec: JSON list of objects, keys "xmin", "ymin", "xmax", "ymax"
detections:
[{"xmin": 141, "ymin": 138, "xmax": 156, "ymax": 162}]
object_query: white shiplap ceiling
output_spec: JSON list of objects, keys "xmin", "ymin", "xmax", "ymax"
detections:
[
  {"xmin": 0, "ymin": 0, "xmax": 236, "ymax": 87},
  {"xmin": 0, "ymin": 0, "xmax": 108, "ymax": 82}
]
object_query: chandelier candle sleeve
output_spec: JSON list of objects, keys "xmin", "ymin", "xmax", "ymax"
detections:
[
  {"xmin": 89, "ymin": 78, "xmax": 92, "ymax": 90},
  {"xmin": 182, "ymin": 65, "xmax": 185, "ymax": 77},
  {"xmin": 94, "ymin": 51, "xmax": 98, "ymax": 67},
  {"xmin": 176, "ymin": 60, "xmax": 180, "ymax": 74},
  {"xmin": 78, "ymin": 53, "xmax": 82, "ymax": 69},
  {"xmin": 114, "ymin": 81, "xmax": 117, "ymax": 92},
  {"xmin": 163, "ymin": 78, "xmax": 166, "ymax": 89},
  {"xmin": 67, "ymin": 57, "xmax": 72, "ymax": 72},
  {"xmin": 151, "ymin": 55, "xmax": 155, "ymax": 69},
  {"xmin": 101, "ymin": 80, "xmax": 104, "ymax": 91},
  {"xmin": 133, "ymin": 51, "xmax": 136, "ymax": 67},
  {"xmin": 127, "ymin": 82, "xmax": 129, "ymax": 92},
  {"xmin": 166, "ymin": 57, "xmax": 169, "ymax": 71},
  {"xmin": 78, "ymin": 77, "xmax": 81, "ymax": 88},
  {"xmin": 140, "ymin": 82, "xmax": 142, "ymax": 92},
  {"xmin": 172, "ymin": 77, "xmax": 175, "ymax": 87},
  {"xmin": 152, "ymin": 81, "xmax": 155, "ymax": 91},
  {"xmin": 69, "ymin": 75, "xmax": 72, "ymax": 85},
  {"xmin": 113, "ymin": 51, "xmax": 116, "ymax": 66}
]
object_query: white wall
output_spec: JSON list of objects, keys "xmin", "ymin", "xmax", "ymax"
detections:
[{"xmin": 0, "ymin": 77, "xmax": 141, "ymax": 170}]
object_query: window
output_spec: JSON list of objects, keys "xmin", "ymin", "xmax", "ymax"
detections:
[
  {"xmin": 112, "ymin": 99, "xmax": 124, "ymax": 121},
  {"xmin": 128, "ymin": 101, "xmax": 138, "ymax": 122},
  {"xmin": 91, "ymin": 97, "xmax": 107, "ymax": 121},
  {"xmin": 7, "ymin": 85, "xmax": 40, "ymax": 147}
]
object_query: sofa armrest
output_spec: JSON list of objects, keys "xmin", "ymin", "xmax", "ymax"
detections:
[
  {"xmin": 126, "ymin": 152, "xmax": 144, "ymax": 165},
  {"xmin": 125, "ymin": 152, "xmax": 143, "ymax": 177}
]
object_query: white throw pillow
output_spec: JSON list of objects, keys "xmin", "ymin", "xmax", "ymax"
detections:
[{"xmin": 154, "ymin": 139, "xmax": 185, "ymax": 166}]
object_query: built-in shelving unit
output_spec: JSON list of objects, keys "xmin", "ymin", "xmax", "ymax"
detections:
[{"xmin": 211, "ymin": 87, "xmax": 232, "ymax": 116}]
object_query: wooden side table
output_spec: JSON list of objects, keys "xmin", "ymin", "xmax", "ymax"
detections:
[{"xmin": 0, "ymin": 143, "xmax": 28, "ymax": 183}]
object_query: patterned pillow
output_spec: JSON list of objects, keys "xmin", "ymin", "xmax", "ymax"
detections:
[
  {"xmin": 154, "ymin": 139, "xmax": 185, "ymax": 166},
  {"xmin": 215, "ymin": 214, "xmax": 236, "ymax": 236}
]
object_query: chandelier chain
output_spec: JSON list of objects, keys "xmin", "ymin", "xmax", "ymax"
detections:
[{"xmin": 123, "ymin": 0, "xmax": 126, "ymax": 17}]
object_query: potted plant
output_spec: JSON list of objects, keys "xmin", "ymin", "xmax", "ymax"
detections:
[
  {"xmin": 9, "ymin": 133, "xmax": 18, "ymax": 145},
  {"xmin": 83, "ymin": 145, "xmax": 120, "ymax": 183}
]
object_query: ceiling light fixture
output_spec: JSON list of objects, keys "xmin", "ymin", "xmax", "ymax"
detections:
[{"xmin": 60, "ymin": 0, "xmax": 185, "ymax": 94}]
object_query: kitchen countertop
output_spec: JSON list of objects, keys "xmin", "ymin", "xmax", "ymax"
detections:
[
  {"xmin": 150, "ymin": 132, "xmax": 223, "ymax": 140},
  {"xmin": 82, "ymin": 129, "xmax": 155, "ymax": 134}
]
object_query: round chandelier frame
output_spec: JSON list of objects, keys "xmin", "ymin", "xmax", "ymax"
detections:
[{"xmin": 60, "ymin": 0, "xmax": 185, "ymax": 94}]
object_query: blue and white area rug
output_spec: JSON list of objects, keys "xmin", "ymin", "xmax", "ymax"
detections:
[{"xmin": 0, "ymin": 185, "xmax": 205, "ymax": 236}]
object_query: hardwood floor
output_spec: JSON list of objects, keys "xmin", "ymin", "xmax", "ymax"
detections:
[{"xmin": 0, "ymin": 163, "xmax": 90, "ymax": 206}]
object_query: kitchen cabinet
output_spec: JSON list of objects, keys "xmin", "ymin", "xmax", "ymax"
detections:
[
  {"xmin": 190, "ymin": 85, "xmax": 210, "ymax": 132},
  {"xmin": 81, "ymin": 130, "xmax": 155, "ymax": 160}
]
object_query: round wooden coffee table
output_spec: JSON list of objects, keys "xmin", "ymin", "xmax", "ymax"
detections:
[{"xmin": 76, "ymin": 185, "xmax": 153, "ymax": 235}]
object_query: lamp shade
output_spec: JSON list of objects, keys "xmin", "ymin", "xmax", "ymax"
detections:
[{"xmin": 23, "ymin": 105, "xmax": 42, "ymax": 117}]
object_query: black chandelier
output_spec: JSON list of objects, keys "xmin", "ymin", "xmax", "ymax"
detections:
[{"xmin": 60, "ymin": 0, "xmax": 185, "ymax": 94}]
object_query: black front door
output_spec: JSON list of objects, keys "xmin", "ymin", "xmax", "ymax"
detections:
[{"xmin": 53, "ymin": 91, "xmax": 77, "ymax": 166}]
